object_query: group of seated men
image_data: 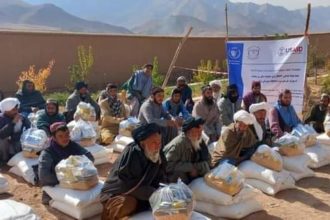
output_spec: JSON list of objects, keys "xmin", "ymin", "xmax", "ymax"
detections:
[{"xmin": 0, "ymin": 62, "xmax": 329, "ymax": 219}]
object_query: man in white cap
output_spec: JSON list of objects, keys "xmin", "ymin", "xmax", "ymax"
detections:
[
  {"xmin": 211, "ymin": 110, "xmax": 259, "ymax": 167},
  {"xmin": 249, "ymin": 102, "xmax": 274, "ymax": 146},
  {"xmin": 0, "ymin": 98, "xmax": 30, "ymax": 164},
  {"xmin": 209, "ymin": 79, "xmax": 222, "ymax": 104}
]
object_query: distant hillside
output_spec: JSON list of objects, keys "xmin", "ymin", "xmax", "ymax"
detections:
[{"xmin": 0, "ymin": 0, "xmax": 132, "ymax": 34}]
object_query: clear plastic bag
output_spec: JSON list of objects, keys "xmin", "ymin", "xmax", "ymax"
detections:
[
  {"xmin": 21, "ymin": 128, "xmax": 49, "ymax": 154},
  {"xmin": 149, "ymin": 179, "xmax": 194, "ymax": 220},
  {"xmin": 204, "ymin": 162, "xmax": 244, "ymax": 196},
  {"xmin": 119, "ymin": 117, "xmax": 139, "ymax": 137},
  {"xmin": 251, "ymin": 144, "xmax": 283, "ymax": 171},
  {"xmin": 291, "ymin": 124, "xmax": 317, "ymax": 147},
  {"xmin": 70, "ymin": 119, "xmax": 97, "ymax": 145},
  {"xmin": 274, "ymin": 133, "xmax": 305, "ymax": 156},
  {"xmin": 55, "ymin": 155, "xmax": 98, "ymax": 190},
  {"xmin": 74, "ymin": 102, "xmax": 96, "ymax": 121}
]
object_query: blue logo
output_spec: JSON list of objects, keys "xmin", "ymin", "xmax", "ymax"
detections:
[{"xmin": 228, "ymin": 47, "xmax": 241, "ymax": 60}]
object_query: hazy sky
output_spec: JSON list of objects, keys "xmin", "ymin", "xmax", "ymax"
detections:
[
  {"xmin": 25, "ymin": 0, "xmax": 330, "ymax": 10},
  {"xmin": 230, "ymin": 0, "xmax": 330, "ymax": 9}
]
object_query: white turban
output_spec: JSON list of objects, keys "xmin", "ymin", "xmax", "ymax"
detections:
[
  {"xmin": 249, "ymin": 102, "xmax": 270, "ymax": 113},
  {"xmin": 233, "ymin": 110, "xmax": 255, "ymax": 125},
  {"xmin": 0, "ymin": 98, "xmax": 20, "ymax": 112},
  {"xmin": 209, "ymin": 80, "xmax": 221, "ymax": 87}
]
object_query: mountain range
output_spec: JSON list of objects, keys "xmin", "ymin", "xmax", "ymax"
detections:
[{"xmin": 0, "ymin": 0, "xmax": 329, "ymax": 36}]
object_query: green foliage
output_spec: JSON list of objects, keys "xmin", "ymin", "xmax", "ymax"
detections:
[
  {"xmin": 45, "ymin": 92, "xmax": 69, "ymax": 107},
  {"xmin": 152, "ymin": 56, "xmax": 164, "ymax": 87},
  {"xmin": 321, "ymin": 73, "xmax": 330, "ymax": 94},
  {"xmin": 193, "ymin": 59, "xmax": 219, "ymax": 84},
  {"xmin": 68, "ymin": 45, "xmax": 94, "ymax": 89}
]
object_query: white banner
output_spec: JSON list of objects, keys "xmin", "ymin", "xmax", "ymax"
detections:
[{"xmin": 227, "ymin": 37, "xmax": 308, "ymax": 114}]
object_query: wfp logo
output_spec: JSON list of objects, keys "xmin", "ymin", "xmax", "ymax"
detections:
[
  {"xmin": 228, "ymin": 47, "xmax": 241, "ymax": 60},
  {"xmin": 278, "ymin": 46, "xmax": 303, "ymax": 56},
  {"xmin": 248, "ymin": 46, "xmax": 260, "ymax": 60}
]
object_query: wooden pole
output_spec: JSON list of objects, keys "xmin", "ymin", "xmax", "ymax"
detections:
[
  {"xmin": 162, "ymin": 27, "xmax": 193, "ymax": 88},
  {"xmin": 303, "ymin": 3, "xmax": 312, "ymax": 116},
  {"xmin": 225, "ymin": 3, "xmax": 229, "ymax": 41}
]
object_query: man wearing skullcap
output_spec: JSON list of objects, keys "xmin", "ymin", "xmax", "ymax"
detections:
[
  {"xmin": 0, "ymin": 98, "xmax": 31, "ymax": 164},
  {"xmin": 36, "ymin": 99, "xmax": 66, "ymax": 136},
  {"xmin": 99, "ymin": 83, "xmax": 127, "ymax": 144},
  {"xmin": 15, "ymin": 80, "xmax": 46, "ymax": 117},
  {"xmin": 64, "ymin": 81, "xmax": 100, "ymax": 122},
  {"xmin": 304, "ymin": 93, "xmax": 330, "ymax": 133},
  {"xmin": 126, "ymin": 63, "xmax": 153, "ymax": 117},
  {"xmin": 193, "ymin": 85, "xmax": 221, "ymax": 143},
  {"xmin": 209, "ymin": 79, "xmax": 222, "ymax": 104},
  {"xmin": 101, "ymin": 123, "xmax": 165, "ymax": 220},
  {"xmin": 249, "ymin": 102, "xmax": 274, "ymax": 146},
  {"xmin": 269, "ymin": 89, "xmax": 301, "ymax": 138},
  {"xmin": 38, "ymin": 122, "xmax": 94, "ymax": 204},
  {"xmin": 176, "ymin": 76, "xmax": 194, "ymax": 113},
  {"xmin": 211, "ymin": 110, "xmax": 260, "ymax": 167},
  {"xmin": 139, "ymin": 87, "xmax": 179, "ymax": 145},
  {"xmin": 218, "ymin": 84, "xmax": 242, "ymax": 126},
  {"xmin": 163, "ymin": 117, "xmax": 210, "ymax": 184},
  {"xmin": 242, "ymin": 81, "xmax": 267, "ymax": 112}
]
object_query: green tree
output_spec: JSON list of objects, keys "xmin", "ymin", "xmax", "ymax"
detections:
[
  {"xmin": 193, "ymin": 59, "xmax": 219, "ymax": 84},
  {"xmin": 152, "ymin": 56, "xmax": 164, "ymax": 86},
  {"xmin": 68, "ymin": 45, "xmax": 94, "ymax": 89}
]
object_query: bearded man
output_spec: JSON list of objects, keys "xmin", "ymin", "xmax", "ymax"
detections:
[
  {"xmin": 242, "ymin": 81, "xmax": 267, "ymax": 112},
  {"xmin": 192, "ymin": 85, "xmax": 221, "ymax": 143},
  {"xmin": 100, "ymin": 123, "xmax": 165, "ymax": 220},
  {"xmin": 163, "ymin": 117, "xmax": 210, "ymax": 184},
  {"xmin": 218, "ymin": 84, "xmax": 242, "ymax": 126}
]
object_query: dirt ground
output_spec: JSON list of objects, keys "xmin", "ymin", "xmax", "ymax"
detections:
[{"xmin": 1, "ymin": 152, "xmax": 330, "ymax": 220}]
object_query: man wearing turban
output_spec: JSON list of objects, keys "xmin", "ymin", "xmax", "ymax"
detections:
[
  {"xmin": 100, "ymin": 123, "xmax": 165, "ymax": 220},
  {"xmin": 211, "ymin": 110, "xmax": 260, "ymax": 167},
  {"xmin": 163, "ymin": 117, "xmax": 210, "ymax": 184},
  {"xmin": 0, "ymin": 98, "xmax": 30, "ymax": 164}
]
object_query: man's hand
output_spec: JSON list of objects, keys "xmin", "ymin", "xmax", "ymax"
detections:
[
  {"xmin": 175, "ymin": 117, "xmax": 184, "ymax": 127},
  {"xmin": 167, "ymin": 120, "xmax": 178, "ymax": 127}
]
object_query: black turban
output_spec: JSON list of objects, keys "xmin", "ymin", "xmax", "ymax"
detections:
[
  {"xmin": 132, "ymin": 123, "xmax": 161, "ymax": 143},
  {"xmin": 75, "ymin": 81, "xmax": 88, "ymax": 90},
  {"xmin": 182, "ymin": 117, "xmax": 205, "ymax": 132}
]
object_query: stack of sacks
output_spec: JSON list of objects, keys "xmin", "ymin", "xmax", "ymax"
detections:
[
  {"xmin": 118, "ymin": 117, "xmax": 139, "ymax": 137},
  {"xmin": 274, "ymin": 134, "xmax": 314, "ymax": 180},
  {"xmin": 149, "ymin": 179, "xmax": 194, "ymax": 220},
  {"xmin": 239, "ymin": 160, "xmax": 295, "ymax": 196},
  {"xmin": 110, "ymin": 134, "xmax": 134, "ymax": 153},
  {"xmin": 129, "ymin": 211, "xmax": 211, "ymax": 220},
  {"xmin": 27, "ymin": 110, "xmax": 43, "ymax": 127},
  {"xmin": 304, "ymin": 144, "xmax": 330, "ymax": 168},
  {"xmin": 21, "ymin": 128, "xmax": 49, "ymax": 158},
  {"xmin": 0, "ymin": 173, "xmax": 9, "ymax": 194},
  {"xmin": 251, "ymin": 145, "xmax": 283, "ymax": 172},
  {"xmin": 0, "ymin": 199, "xmax": 40, "ymax": 220},
  {"xmin": 86, "ymin": 144, "xmax": 113, "ymax": 165},
  {"xmin": 55, "ymin": 155, "xmax": 99, "ymax": 190},
  {"xmin": 7, "ymin": 152, "xmax": 38, "ymax": 185},
  {"xmin": 324, "ymin": 114, "xmax": 330, "ymax": 137},
  {"xmin": 291, "ymin": 124, "xmax": 318, "ymax": 147},
  {"xmin": 317, "ymin": 133, "xmax": 330, "ymax": 146},
  {"xmin": 69, "ymin": 119, "xmax": 97, "ymax": 147},
  {"xmin": 191, "ymin": 162, "xmax": 263, "ymax": 219},
  {"xmin": 43, "ymin": 182, "xmax": 104, "ymax": 219}
]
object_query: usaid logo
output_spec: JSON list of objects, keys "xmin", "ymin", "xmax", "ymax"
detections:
[
  {"xmin": 248, "ymin": 46, "xmax": 260, "ymax": 59},
  {"xmin": 278, "ymin": 46, "xmax": 304, "ymax": 56},
  {"xmin": 228, "ymin": 47, "xmax": 241, "ymax": 60}
]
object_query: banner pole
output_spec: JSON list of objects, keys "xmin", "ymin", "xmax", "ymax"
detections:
[{"xmin": 303, "ymin": 3, "xmax": 311, "ymax": 116}]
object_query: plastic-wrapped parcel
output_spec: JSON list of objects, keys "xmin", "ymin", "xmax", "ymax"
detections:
[{"xmin": 21, "ymin": 128, "xmax": 49, "ymax": 158}]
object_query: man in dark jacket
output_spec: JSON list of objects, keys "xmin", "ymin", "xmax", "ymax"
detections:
[
  {"xmin": 38, "ymin": 122, "xmax": 94, "ymax": 204},
  {"xmin": 36, "ymin": 99, "xmax": 66, "ymax": 136},
  {"xmin": 0, "ymin": 98, "xmax": 30, "ymax": 164},
  {"xmin": 100, "ymin": 123, "xmax": 165, "ymax": 220},
  {"xmin": 65, "ymin": 81, "xmax": 100, "ymax": 122},
  {"xmin": 163, "ymin": 117, "xmax": 210, "ymax": 184},
  {"xmin": 304, "ymin": 93, "xmax": 329, "ymax": 133},
  {"xmin": 176, "ymin": 76, "xmax": 194, "ymax": 113},
  {"xmin": 16, "ymin": 80, "xmax": 46, "ymax": 117}
]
